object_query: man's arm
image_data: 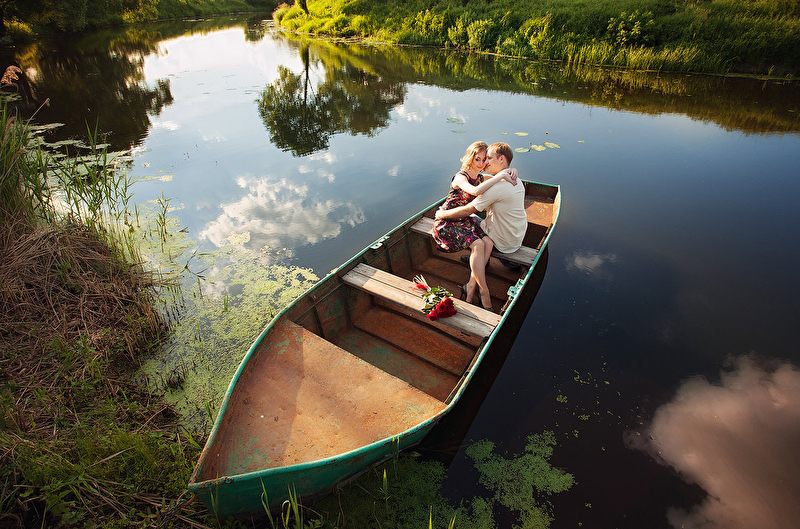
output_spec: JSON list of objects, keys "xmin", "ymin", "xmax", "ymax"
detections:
[{"xmin": 435, "ymin": 203, "xmax": 478, "ymax": 221}]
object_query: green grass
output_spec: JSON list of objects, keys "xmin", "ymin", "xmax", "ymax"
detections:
[{"xmin": 273, "ymin": 0, "xmax": 800, "ymax": 75}]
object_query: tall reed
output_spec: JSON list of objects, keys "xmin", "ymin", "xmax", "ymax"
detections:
[
  {"xmin": 0, "ymin": 103, "xmax": 51, "ymax": 223},
  {"xmin": 1, "ymin": 102, "xmax": 142, "ymax": 266}
]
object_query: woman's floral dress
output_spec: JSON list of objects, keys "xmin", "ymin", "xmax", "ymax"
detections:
[{"xmin": 433, "ymin": 171, "xmax": 485, "ymax": 252}]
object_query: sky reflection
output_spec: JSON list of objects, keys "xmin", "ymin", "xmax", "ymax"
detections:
[
  {"xmin": 627, "ymin": 355, "xmax": 800, "ymax": 529},
  {"xmin": 198, "ymin": 174, "xmax": 366, "ymax": 254},
  {"xmin": 565, "ymin": 250, "xmax": 619, "ymax": 281}
]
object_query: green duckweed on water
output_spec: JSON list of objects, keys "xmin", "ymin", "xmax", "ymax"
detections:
[
  {"xmin": 132, "ymin": 196, "xmax": 319, "ymax": 432},
  {"xmin": 310, "ymin": 431, "xmax": 574, "ymax": 528},
  {"xmin": 465, "ymin": 432, "xmax": 576, "ymax": 529}
]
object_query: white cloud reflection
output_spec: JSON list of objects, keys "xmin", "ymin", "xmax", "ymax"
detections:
[
  {"xmin": 309, "ymin": 152, "xmax": 338, "ymax": 164},
  {"xmin": 626, "ymin": 355, "xmax": 800, "ymax": 529},
  {"xmin": 565, "ymin": 250, "xmax": 618, "ymax": 280},
  {"xmin": 152, "ymin": 120, "xmax": 181, "ymax": 131},
  {"xmin": 199, "ymin": 175, "xmax": 365, "ymax": 252}
]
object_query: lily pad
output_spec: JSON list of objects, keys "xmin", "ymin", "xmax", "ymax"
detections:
[
  {"xmin": 451, "ymin": 130, "xmax": 467, "ymax": 134},
  {"xmin": 447, "ymin": 117, "xmax": 465, "ymax": 125},
  {"xmin": 544, "ymin": 142, "xmax": 561, "ymax": 149},
  {"xmin": 530, "ymin": 144, "xmax": 546, "ymax": 151},
  {"xmin": 514, "ymin": 132, "xmax": 529, "ymax": 136},
  {"xmin": 515, "ymin": 147, "xmax": 531, "ymax": 153}
]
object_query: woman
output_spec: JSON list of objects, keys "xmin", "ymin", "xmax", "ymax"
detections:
[{"xmin": 433, "ymin": 141, "xmax": 515, "ymax": 310}]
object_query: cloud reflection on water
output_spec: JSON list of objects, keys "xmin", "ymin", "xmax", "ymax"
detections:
[
  {"xmin": 565, "ymin": 250, "xmax": 618, "ymax": 281},
  {"xmin": 199, "ymin": 174, "xmax": 366, "ymax": 254},
  {"xmin": 626, "ymin": 356, "xmax": 800, "ymax": 529}
]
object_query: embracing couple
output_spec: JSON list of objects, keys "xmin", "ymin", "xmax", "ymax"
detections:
[{"xmin": 433, "ymin": 141, "xmax": 527, "ymax": 313}]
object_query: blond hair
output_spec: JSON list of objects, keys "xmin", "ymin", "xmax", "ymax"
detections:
[
  {"xmin": 489, "ymin": 142, "xmax": 513, "ymax": 165},
  {"xmin": 460, "ymin": 141, "xmax": 488, "ymax": 172}
]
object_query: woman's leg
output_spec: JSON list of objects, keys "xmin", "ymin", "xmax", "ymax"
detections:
[
  {"xmin": 469, "ymin": 238, "xmax": 493, "ymax": 309},
  {"xmin": 476, "ymin": 236, "xmax": 493, "ymax": 309},
  {"xmin": 465, "ymin": 240, "xmax": 483, "ymax": 304}
]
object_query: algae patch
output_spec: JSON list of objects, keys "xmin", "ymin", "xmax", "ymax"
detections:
[
  {"xmin": 312, "ymin": 430, "xmax": 574, "ymax": 528},
  {"xmin": 465, "ymin": 431, "xmax": 575, "ymax": 529}
]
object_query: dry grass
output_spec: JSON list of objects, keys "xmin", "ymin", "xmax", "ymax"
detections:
[
  {"xmin": 1, "ymin": 222, "xmax": 160, "ymax": 357},
  {"xmin": 0, "ymin": 216, "xmax": 163, "ymax": 422}
]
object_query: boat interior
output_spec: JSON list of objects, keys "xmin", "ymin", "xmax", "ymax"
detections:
[
  {"xmin": 195, "ymin": 183, "xmax": 558, "ymax": 479},
  {"xmin": 289, "ymin": 185, "xmax": 556, "ymax": 392}
]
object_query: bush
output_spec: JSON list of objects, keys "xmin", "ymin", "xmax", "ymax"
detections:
[
  {"xmin": 412, "ymin": 9, "xmax": 450, "ymax": 45},
  {"xmin": 606, "ymin": 10, "xmax": 656, "ymax": 47},
  {"xmin": 273, "ymin": 2, "xmax": 293, "ymax": 23},
  {"xmin": 497, "ymin": 34, "xmax": 531, "ymax": 57},
  {"xmin": 523, "ymin": 13, "xmax": 555, "ymax": 58},
  {"xmin": 320, "ymin": 14, "xmax": 352, "ymax": 36},
  {"xmin": 351, "ymin": 14, "xmax": 372, "ymax": 35},
  {"xmin": 467, "ymin": 18, "xmax": 496, "ymax": 50},
  {"xmin": 447, "ymin": 16, "xmax": 469, "ymax": 48}
]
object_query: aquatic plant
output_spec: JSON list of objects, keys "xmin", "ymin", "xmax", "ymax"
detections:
[
  {"xmin": 465, "ymin": 432, "xmax": 576, "ymax": 529},
  {"xmin": 307, "ymin": 430, "xmax": 575, "ymax": 528}
]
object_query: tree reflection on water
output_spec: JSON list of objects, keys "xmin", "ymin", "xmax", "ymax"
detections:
[
  {"xmin": 11, "ymin": 32, "xmax": 172, "ymax": 152},
  {"xmin": 257, "ymin": 43, "xmax": 406, "ymax": 157}
]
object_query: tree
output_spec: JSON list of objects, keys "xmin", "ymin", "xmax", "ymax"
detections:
[{"xmin": 1, "ymin": 0, "xmax": 128, "ymax": 35}]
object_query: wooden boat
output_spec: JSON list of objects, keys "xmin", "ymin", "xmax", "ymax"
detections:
[{"xmin": 187, "ymin": 180, "xmax": 561, "ymax": 517}]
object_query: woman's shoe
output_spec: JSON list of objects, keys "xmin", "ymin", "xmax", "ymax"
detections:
[
  {"xmin": 479, "ymin": 300, "xmax": 494, "ymax": 313},
  {"xmin": 460, "ymin": 284, "xmax": 468, "ymax": 301}
]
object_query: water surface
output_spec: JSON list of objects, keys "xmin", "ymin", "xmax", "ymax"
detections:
[{"xmin": 16, "ymin": 17, "xmax": 800, "ymax": 528}]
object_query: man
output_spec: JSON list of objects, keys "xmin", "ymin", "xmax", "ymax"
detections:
[{"xmin": 434, "ymin": 142, "xmax": 527, "ymax": 311}]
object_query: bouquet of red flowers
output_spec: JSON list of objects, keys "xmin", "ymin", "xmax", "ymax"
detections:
[{"xmin": 411, "ymin": 275, "xmax": 457, "ymax": 320}]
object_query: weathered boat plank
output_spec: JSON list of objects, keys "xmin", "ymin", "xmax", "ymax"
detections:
[
  {"xmin": 341, "ymin": 263, "xmax": 500, "ymax": 336},
  {"xmin": 334, "ymin": 324, "xmax": 458, "ymax": 401},
  {"xmin": 353, "ymin": 308, "xmax": 474, "ymax": 376},
  {"xmin": 200, "ymin": 320, "xmax": 446, "ymax": 479}
]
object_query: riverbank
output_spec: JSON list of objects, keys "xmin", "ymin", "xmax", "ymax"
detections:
[
  {"xmin": 0, "ymin": 105, "xmax": 207, "ymax": 527},
  {"xmin": 273, "ymin": 0, "xmax": 800, "ymax": 76},
  {"xmin": 0, "ymin": 0, "xmax": 270, "ymax": 44}
]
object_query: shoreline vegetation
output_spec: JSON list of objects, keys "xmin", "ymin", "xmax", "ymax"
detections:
[
  {"xmin": 272, "ymin": 0, "xmax": 800, "ymax": 76},
  {"xmin": 0, "ymin": 0, "xmax": 272, "ymax": 44},
  {"xmin": 0, "ymin": 103, "xmax": 208, "ymax": 527},
  {"xmin": 1, "ymin": 0, "xmax": 798, "ymax": 77}
]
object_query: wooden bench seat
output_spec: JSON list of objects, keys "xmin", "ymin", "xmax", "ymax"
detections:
[
  {"xmin": 342, "ymin": 263, "xmax": 500, "ymax": 338},
  {"xmin": 409, "ymin": 216, "xmax": 538, "ymax": 267}
]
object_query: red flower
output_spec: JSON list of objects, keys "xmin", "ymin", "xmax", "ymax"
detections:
[{"xmin": 430, "ymin": 297, "xmax": 457, "ymax": 319}]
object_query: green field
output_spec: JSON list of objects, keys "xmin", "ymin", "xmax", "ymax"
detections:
[{"xmin": 274, "ymin": 0, "xmax": 800, "ymax": 75}]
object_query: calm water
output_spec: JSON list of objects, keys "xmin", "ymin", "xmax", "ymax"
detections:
[{"xmin": 16, "ymin": 16, "xmax": 800, "ymax": 528}]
